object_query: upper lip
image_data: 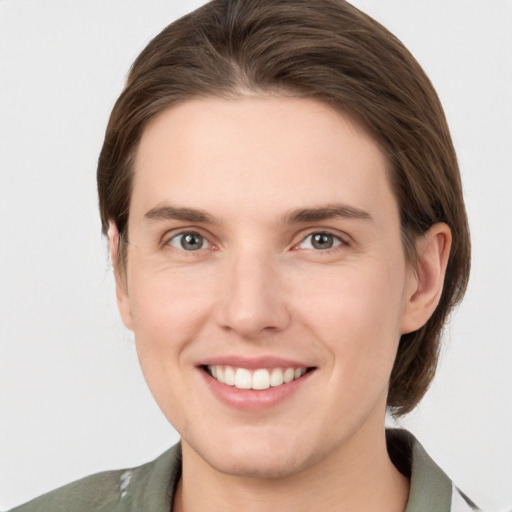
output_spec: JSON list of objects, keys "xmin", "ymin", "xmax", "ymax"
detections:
[{"xmin": 198, "ymin": 355, "xmax": 314, "ymax": 369}]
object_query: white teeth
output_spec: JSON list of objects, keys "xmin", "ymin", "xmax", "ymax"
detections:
[
  {"xmin": 283, "ymin": 368, "xmax": 295, "ymax": 383},
  {"xmin": 252, "ymin": 369, "xmax": 270, "ymax": 390},
  {"xmin": 224, "ymin": 366, "xmax": 235, "ymax": 386},
  {"xmin": 235, "ymin": 368, "xmax": 252, "ymax": 389},
  {"xmin": 207, "ymin": 365, "xmax": 308, "ymax": 390},
  {"xmin": 270, "ymin": 368, "xmax": 284, "ymax": 387}
]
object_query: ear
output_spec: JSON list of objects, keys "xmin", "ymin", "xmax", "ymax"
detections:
[
  {"xmin": 400, "ymin": 223, "xmax": 452, "ymax": 334},
  {"xmin": 108, "ymin": 221, "xmax": 133, "ymax": 331}
]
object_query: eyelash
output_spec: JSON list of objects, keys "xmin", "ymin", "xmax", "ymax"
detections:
[
  {"xmin": 163, "ymin": 229, "xmax": 347, "ymax": 254},
  {"xmin": 164, "ymin": 231, "xmax": 214, "ymax": 252},
  {"xmin": 294, "ymin": 231, "xmax": 346, "ymax": 252}
]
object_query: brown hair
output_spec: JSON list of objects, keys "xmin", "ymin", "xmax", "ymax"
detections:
[{"xmin": 97, "ymin": 0, "xmax": 470, "ymax": 415}]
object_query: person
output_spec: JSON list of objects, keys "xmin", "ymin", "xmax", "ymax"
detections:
[{"xmin": 9, "ymin": 0, "xmax": 478, "ymax": 510}]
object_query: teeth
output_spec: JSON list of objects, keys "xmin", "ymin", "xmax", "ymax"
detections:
[
  {"xmin": 224, "ymin": 366, "xmax": 235, "ymax": 386},
  {"xmin": 234, "ymin": 368, "xmax": 252, "ymax": 389},
  {"xmin": 252, "ymin": 369, "xmax": 270, "ymax": 390},
  {"xmin": 270, "ymin": 368, "xmax": 284, "ymax": 387},
  {"xmin": 283, "ymin": 368, "xmax": 295, "ymax": 383},
  {"xmin": 207, "ymin": 365, "xmax": 308, "ymax": 390}
]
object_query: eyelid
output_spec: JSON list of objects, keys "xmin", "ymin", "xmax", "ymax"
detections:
[
  {"xmin": 168, "ymin": 233, "xmax": 211, "ymax": 250},
  {"xmin": 161, "ymin": 227, "xmax": 217, "ymax": 250},
  {"xmin": 158, "ymin": 226, "xmax": 349, "ymax": 252},
  {"xmin": 293, "ymin": 229, "xmax": 350, "ymax": 251}
]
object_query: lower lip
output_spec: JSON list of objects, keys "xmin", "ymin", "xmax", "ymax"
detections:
[{"xmin": 200, "ymin": 369, "xmax": 314, "ymax": 411}]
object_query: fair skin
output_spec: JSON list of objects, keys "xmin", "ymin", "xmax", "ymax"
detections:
[{"xmin": 110, "ymin": 96, "xmax": 451, "ymax": 512}]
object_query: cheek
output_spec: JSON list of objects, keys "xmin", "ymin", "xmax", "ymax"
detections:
[
  {"xmin": 125, "ymin": 265, "xmax": 218, "ymax": 428},
  {"xmin": 291, "ymin": 259, "xmax": 406, "ymax": 373},
  {"xmin": 126, "ymin": 264, "xmax": 216, "ymax": 361}
]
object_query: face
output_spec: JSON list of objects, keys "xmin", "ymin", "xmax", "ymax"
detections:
[{"xmin": 117, "ymin": 96, "xmax": 420, "ymax": 478}]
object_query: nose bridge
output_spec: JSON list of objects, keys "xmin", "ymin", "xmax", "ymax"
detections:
[{"xmin": 217, "ymin": 244, "xmax": 290, "ymax": 338}]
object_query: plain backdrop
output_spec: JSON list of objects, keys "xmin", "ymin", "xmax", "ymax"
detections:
[{"xmin": 1, "ymin": 1, "xmax": 511, "ymax": 510}]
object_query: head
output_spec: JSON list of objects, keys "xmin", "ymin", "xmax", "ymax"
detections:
[
  {"xmin": 98, "ymin": 0, "xmax": 470, "ymax": 418},
  {"xmin": 98, "ymin": 0, "xmax": 470, "ymax": 478}
]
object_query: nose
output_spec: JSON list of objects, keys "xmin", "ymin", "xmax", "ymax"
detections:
[{"xmin": 215, "ymin": 249, "xmax": 291, "ymax": 340}]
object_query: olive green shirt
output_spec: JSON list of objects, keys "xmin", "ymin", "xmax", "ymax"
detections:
[{"xmin": 8, "ymin": 430, "xmax": 478, "ymax": 512}]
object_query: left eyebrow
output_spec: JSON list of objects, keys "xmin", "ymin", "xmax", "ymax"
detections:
[{"xmin": 284, "ymin": 204, "xmax": 373, "ymax": 224}]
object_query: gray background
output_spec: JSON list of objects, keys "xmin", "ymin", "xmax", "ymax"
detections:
[{"xmin": 1, "ymin": 1, "xmax": 511, "ymax": 510}]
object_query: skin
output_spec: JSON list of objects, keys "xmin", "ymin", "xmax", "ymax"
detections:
[{"xmin": 111, "ymin": 96, "xmax": 451, "ymax": 512}]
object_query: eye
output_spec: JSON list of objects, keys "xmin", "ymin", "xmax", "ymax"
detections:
[
  {"xmin": 167, "ymin": 231, "xmax": 211, "ymax": 251},
  {"xmin": 298, "ymin": 232, "xmax": 344, "ymax": 251}
]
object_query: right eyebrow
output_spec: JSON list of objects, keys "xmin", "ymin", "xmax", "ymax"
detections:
[{"xmin": 144, "ymin": 205, "xmax": 217, "ymax": 224}]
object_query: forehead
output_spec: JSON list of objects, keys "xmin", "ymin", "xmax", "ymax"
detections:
[{"xmin": 130, "ymin": 96, "xmax": 396, "ymax": 226}]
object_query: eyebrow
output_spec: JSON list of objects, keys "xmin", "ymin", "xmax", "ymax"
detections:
[
  {"xmin": 144, "ymin": 205, "xmax": 217, "ymax": 224},
  {"xmin": 143, "ymin": 203, "xmax": 372, "ymax": 225},
  {"xmin": 284, "ymin": 205, "xmax": 372, "ymax": 224}
]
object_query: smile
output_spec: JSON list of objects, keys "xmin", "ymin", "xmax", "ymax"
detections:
[{"xmin": 207, "ymin": 365, "xmax": 309, "ymax": 390}]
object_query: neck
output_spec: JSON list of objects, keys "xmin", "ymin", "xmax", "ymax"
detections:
[{"xmin": 174, "ymin": 425, "xmax": 409, "ymax": 512}]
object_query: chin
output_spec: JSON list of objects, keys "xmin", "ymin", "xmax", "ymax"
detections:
[
  {"xmin": 185, "ymin": 431, "xmax": 329, "ymax": 480},
  {"xmin": 206, "ymin": 449, "xmax": 307, "ymax": 479}
]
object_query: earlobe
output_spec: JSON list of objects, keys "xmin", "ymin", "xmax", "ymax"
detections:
[
  {"xmin": 108, "ymin": 221, "xmax": 133, "ymax": 331},
  {"xmin": 400, "ymin": 223, "xmax": 452, "ymax": 334}
]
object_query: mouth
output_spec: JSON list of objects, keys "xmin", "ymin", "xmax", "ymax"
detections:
[{"xmin": 203, "ymin": 365, "xmax": 314, "ymax": 390}]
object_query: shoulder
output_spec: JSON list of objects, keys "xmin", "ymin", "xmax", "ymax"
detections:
[{"xmin": 8, "ymin": 444, "xmax": 182, "ymax": 512}]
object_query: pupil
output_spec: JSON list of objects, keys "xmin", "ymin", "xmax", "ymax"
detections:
[
  {"xmin": 182, "ymin": 233, "xmax": 202, "ymax": 250},
  {"xmin": 312, "ymin": 233, "xmax": 333, "ymax": 249}
]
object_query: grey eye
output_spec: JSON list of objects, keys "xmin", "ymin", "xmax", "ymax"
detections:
[
  {"xmin": 168, "ymin": 232, "xmax": 208, "ymax": 251},
  {"xmin": 311, "ymin": 233, "xmax": 334, "ymax": 249},
  {"xmin": 299, "ymin": 232, "xmax": 342, "ymax": 251}
]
